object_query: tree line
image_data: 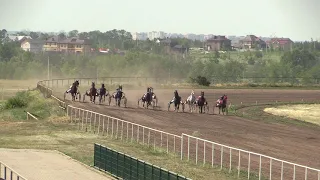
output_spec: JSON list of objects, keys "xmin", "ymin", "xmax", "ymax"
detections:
[
  {"xmin": 0, "ymin": 40, "xmax": 320, "ymax": 86},
  {"xmin": 1, "ymin": 28, "xmax": 320, "ymax": 86}
]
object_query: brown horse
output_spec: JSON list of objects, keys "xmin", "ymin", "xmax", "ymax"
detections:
[{"xmin": 83, "ymin": 82, "xmax": 98, "ymax": 103}]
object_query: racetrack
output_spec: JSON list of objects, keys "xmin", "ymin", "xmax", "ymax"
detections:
[{"xmin": 55, "ymin": 88, "xmax": 320, "ymax": 179}]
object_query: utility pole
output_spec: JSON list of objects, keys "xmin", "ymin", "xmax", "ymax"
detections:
[{"xmin": 47, "ymin": 56, "xmax": 50, "ymax": 80}]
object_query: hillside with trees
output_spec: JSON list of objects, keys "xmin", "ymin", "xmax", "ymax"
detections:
[{"xmin": 1, "ymin": 28, "xmax": 320, "ymax": 86}]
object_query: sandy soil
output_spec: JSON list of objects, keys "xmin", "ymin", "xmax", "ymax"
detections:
[
  {"xmin": 0, "ymin": 149, "xmax": 113, "ymax": 180},
  {"xmin": 264, "ymin": 104, "xmax": 320, "ymax": 125},
  {"xmin": 58, "ymin": 88, "xmax": 320, "ymax": 180}
]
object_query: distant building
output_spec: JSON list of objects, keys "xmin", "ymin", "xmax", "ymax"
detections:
[
  {"xmin": 205, "ymin": 35, "xmax": 231, "ymax": 51},
  {"xmin": 5, "ymin": 35, "xmax": 31, "ymax": 43},
  {"xmin": 239, "ymin": 35, "xmax": 266, "ymax": 49},
  {"xmin": 267, "ymin": 38, "xmax": 294, "ymax": 51},
  {"xmin": 131, "ymin": 32, "xmax": 148, "ymax": 40},
  {"xmin": 147, "ymin": 31, "xmax": 166, "ymax": 40},
  {"xmin": 43, "ymin": 36, "xmax": 61, "ymax": 52},
  {"xmin": 43, "ymin": 36, "xmax": 91, "ymax": 53},
  {"xmin": 59, "ymin": 38, "xmax": 91, "ymax": 53},
  {"xmin": 21, "ymin": 39, "xmax": 45, "ymax": 53}
]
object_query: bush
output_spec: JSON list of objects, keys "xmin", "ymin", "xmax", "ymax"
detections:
[
  {"xmin": 190, "ymin": 76, "xmax": 211, "ymax": 86},
  {"xmin": 4, "ymin": 96, "xmax": 27, "ymax": 109},
  {"xmin": 4, "ymin": 91, "xmax": 32, "ymax": 109}
]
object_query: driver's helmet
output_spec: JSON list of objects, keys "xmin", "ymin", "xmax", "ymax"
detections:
[
  {"xmin": 201, "ymin": 91, "xmax": 204, "ymax": 96},
  {"xmin": 102, "ymin": 84, "xmax": 105, "ymax": 87}
]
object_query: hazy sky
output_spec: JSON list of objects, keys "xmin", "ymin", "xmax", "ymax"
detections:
[{"xmin": 0, "ymin": 0, "xmax": 319, "ymax": 41}]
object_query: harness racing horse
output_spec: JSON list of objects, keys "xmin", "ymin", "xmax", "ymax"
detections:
[
  {"xmin": 64, "ymin": 80, "xmax": 81, "ymax": 101},
  {"xmin": 138, "ymin": 92, "xmax": 154, "ymax": 109},
  {"xmin": 196, "ymin": 92, "xmax": 209, "ymax": 114},
  {"xmin": 148, "ymin": 87, "xmax": 158, "ymax": 107},
  {"xmin": 108, "ymin": 90, "xmax": 127, "ymax": 107},
  {"xmin": 214, "ymin": 96, "xmax": 228, "ymax": 115},
  {"xmin": 185, "ymin": 90, "xmax": 196, "ymax": 112},
  {"xmin": 168, "ymin": 93, "xmax": 185, "ymax": 112},
  {"xmin": 97, "ymin": 85, "xmax": 109, "ymax": 104},
  {"xmin": 83, "ymin": 82, "xmax": 98, "ymax": 104}
]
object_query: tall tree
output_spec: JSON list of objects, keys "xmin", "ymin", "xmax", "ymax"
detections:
[
  {"xmin": 0, "ymin": 29, "xmax": 7, "ymax": 39},
  {"xmin": 58, "ymin": 32, "xmax": 67, "ymax": 39},
  {"xmin": 29, "ymin": 31, "xmax": 39, "ymax": 39},
  {"xmin": 68, "ymin": 30, "xmax": 79, "ymax": 38}
]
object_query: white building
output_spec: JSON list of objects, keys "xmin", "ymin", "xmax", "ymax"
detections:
[
  {"xmin": 20, "ymin": 39, "xmax": 45, "ymax": 53},
  {"xmin": 147, "ymin": 31, "xmax": 166, "ymax": 40},
  {"xmin": 131, "ymin": 32, "xmax": 148, "ymax": 40}
]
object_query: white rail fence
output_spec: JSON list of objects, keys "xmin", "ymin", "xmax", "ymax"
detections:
[
  {"xmin": 67, "ymin": 105, "xmax": 182, "ymax": 155},
  {"xmin": 26, "ymin": 112, "xmax": 38, "ymax": 121},
  {"xmin": 36, "ymin": 79, "xmax": 320, "ymax": 180},
  {"xmin": 181, "ymin": 134, "xmax": 320, "ymax": 180},
  {"xmin": 0, "ymin": 161, "xmax": 28, "ymax": 180}
]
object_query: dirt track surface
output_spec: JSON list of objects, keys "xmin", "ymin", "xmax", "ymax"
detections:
[
  {"xmin": 0, "ymin": 149, "xmax": 113, "ymax": 180},
  {"xmin": 57, "ymin": 88, "xmax": 320, "ymax": 179}
]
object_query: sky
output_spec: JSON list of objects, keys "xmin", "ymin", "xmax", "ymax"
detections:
[{"xmin": 0, "ymin": 0, "xmax": 319, "ymax": 41}]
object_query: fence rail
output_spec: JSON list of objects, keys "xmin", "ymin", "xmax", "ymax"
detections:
[
  {"xmin": 181, "ymin": 134, "xmax": 320, "ymax": 180},
  {"xmin": 36, "ymin": 78, "xmax": 320, "ymax": 180},
  {"xmin": 67, "ymin": 105, "xmax": 181, "ymax": 155},
  {"xmin": 0, "ymin": 161, "xmax": 28, "ymax": 180},
  {"xmin": 94, "ymin": 143, "xmax": 191, "ymax": 180},
  {"xmin": 26, "ymin": 112, "xmax": 38, "ymax": 121}
]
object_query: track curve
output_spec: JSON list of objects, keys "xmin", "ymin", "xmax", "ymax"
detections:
[{"xmin": 55, "ymin": 88, "xmax": 320, "ymax": 170}]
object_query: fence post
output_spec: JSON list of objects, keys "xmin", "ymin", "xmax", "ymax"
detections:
[
  {"xmin": 102, "ymin": 116, "xmax": 105, "ymax": 136},
  {"xmin": 221, "ymin": 146, "xmax": 223, "ymax": 170},
  {"xmin": 203, "ymin": 141, "xmax": 206, "ymax": 166},
  {"xmin": 229, "ymin": 148, "xmax": 232, "ymax": 173},
  {"xmin": 90, "ymin": 112, "xmax": 93, "ymax": 132},
  {"xmin": 212, "ymin": 144, "xmax": 215, "ymax": 167},
  {"xmin": 305, "ymin": 168, "xmax": 307, "ymax": 180},
  {"xmin": 126, "ymin": 123, "xmax": 129, "ymax": 141},
  {"xmin": 131, "ymin": 124, "xmax": 133, "ymax": 143},
  {"xmin": 116, "ymin": 119, "xmax": 119, "ymax": 139},
  {"xmin": 81, "ymin": 110, "xmax": 85, "ymax": 130},
  {"xmin": 148, "ymin": 130, "xmax": 150, "ymax": 147},
  {"xmin": 111, "ymin": 118, "xmax": 114, "ymax": 138},
  {"xmin": 238, "ymin": 150, "xmax": 241, "ymax": 178},
  {"xmin": 187, "ymin": 136, "xmax": 190, "ymax": 161},
  {"xmin": 248, "ymin": 153, "xmax": 251, "ymax": 180},
  {"xmin": 173, "ymin": 136, "xmax": 176, "ymax": 153},
  {"xmin": 107, "ymin": 117, "xmax": 110, "ymax": 135},
  {"xmin": 259, "ymin": 155, "xmax": 261, "ymax": 180},
  {"xmin": 180, "ymin": 135, "xmax": 183, "ymax": 160},
  {"xmin": 269, "ymin": 159, "xmax": 274, "ymax": 180},
  {"xmin": 142, "ymin": 127, "xmax": 145, "ymax": 144},
  {"xmin": 121, "ymin": 121, "xmax": 124, "ymax": 140},
  {"xmin": 166, "ymin": 134, "xmax": 169, "ymax": 154},
  {"xmin": 98, "ymin": 115, "xmax": 101, "ymax": 134},
  {"xmin": 196, "ymin": 139, "xmax": 198, "ymax": 165},
  {"xmin": 137, "ymin": 126, "xmax": 139, "ymax": 143},
  {"xmin": 281, "ymin": 161, "xmax": 283, "ymax": 180},
  {"xmin": 78, "ymin": 108, "xmax": 81, "ymax": 129}
]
